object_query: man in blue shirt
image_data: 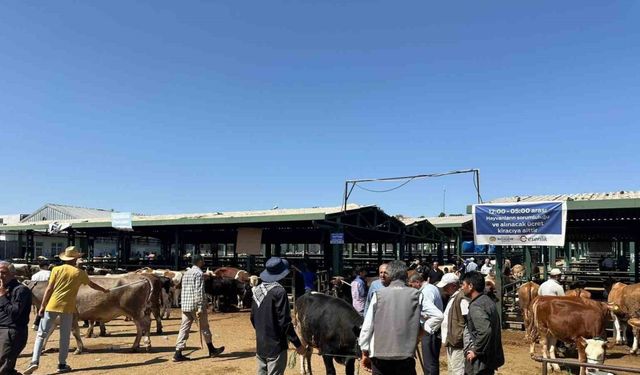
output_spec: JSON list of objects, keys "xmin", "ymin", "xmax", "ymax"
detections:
[{"xmin": 364, "ymin": 263, "xmax": 389, "ymax": 316}]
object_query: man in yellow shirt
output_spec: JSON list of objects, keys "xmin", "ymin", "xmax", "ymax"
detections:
[{"xmin": 24, "ymin": 246, "xmax": 108, "ymax": 374}]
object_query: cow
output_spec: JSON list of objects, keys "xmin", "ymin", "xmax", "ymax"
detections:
[
  {"xmin": 607, "ymin": 282, "xmax": 640, "ymax": 352},
  {"xmin": 210, "ymin": 266, "xmax": 251, "ymax": 284},
  {"xmin": 517, "ymin": 281, "xmax": 539, "ymax": 341},
  {"xmin": 566, "ymin": 288, "xmax": 592, "ymax": 299},
  {"xmin": 530, "ymin": 296, "xmax": 610, "ymax": 375},
  {"xmin": 205, "ymin": 276, "xmax": 247, "ymax": 312},
  {"xmin": 293, "ymin": 293, "xmax": 363, "ymax": 375},
  {"xmin": 136, "ymin": 268, "xmax": 184, "ymax": 308},
  {"xmin": 328, "ymin": 276, "xmax": 352, "ymax": 305},
  {"xmin": 14, "ymin": 263, "xmax": 40, "ymax": 280},
  {"xmin": 26, "ymin": 274, "xmax": 154, "ymax": 353}
]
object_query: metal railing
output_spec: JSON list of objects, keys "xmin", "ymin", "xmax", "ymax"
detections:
[{"xmin": 532, "ymin": 356, "xmax": 640, "ymax": 375}]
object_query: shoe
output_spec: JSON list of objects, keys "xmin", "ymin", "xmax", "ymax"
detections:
[
  {"xmin": 57, "ymin": 364, "xmax": 72, "ymax": 373},
  {"xmin": 172, "ymin": 351, "xmax": 190, "ymax": 362},
  {"xmin": 208, "ymin": 345, "xmax": 225, "ymax": 357},
  {"xmin": 23, "ymin": 363, "xmax": 38, "ymax": 375}
]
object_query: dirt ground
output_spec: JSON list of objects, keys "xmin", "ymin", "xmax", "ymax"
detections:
[{"xmin": 15, "ymin": 309, "xmax": 640, "ymax": 375}]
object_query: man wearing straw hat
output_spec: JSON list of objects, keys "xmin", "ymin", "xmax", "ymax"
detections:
[{"xmin": 24, "ymin": 246, "xmax": 109, "ymax": 374}]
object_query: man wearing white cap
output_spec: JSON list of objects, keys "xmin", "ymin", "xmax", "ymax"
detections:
[
  {"xmin": 539, "ymin": 268, "xmax": 565, "ymax": 297},
  {"xmin": 440, "ymin": 273, "xmax": 469, "ymax": 375}
]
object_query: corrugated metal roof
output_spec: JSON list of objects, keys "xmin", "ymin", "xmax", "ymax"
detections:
[
  {"xmin": 1, "ymin": 204, "xmax": 366, "ymax": 230},
  {"xmin": 488, "ymin": 191, "xmax": 640, "ymax": 204},
  {"xmin": 20, "ymin": 203, "xmax": 119, "ymax": 223},
  {"xmin": 398, "ymin": 215, "xmax": 472, "ymax": 228}
]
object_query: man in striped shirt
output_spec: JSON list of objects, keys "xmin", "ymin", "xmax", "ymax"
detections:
[{"xmin": 173, "ymin": 255, "xmax": 225, "ymax": 362}]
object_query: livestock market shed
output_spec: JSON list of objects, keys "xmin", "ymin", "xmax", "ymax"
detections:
[
  {"xmin": 472, "ymin": 191, "xmax": 640, "ymax": 329},
  {"xmin": 0, "ymin": 204, "xmax": 447, "ymax": 278}
]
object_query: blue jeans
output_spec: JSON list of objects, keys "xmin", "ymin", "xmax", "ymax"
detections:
[{"xmin": 31, "ymin": 311, "xmax": 73, "ymax": 366}]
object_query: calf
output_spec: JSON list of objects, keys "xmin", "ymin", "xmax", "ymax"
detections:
[
  {"xmin": 517, "ymin": 281, "xmax": 539, "ymax": 341},
  {"xmin": 530, "ymin": 296, "xmax": 610, "ymax": 375},
  {"xmin": 293, "ymin": 293, "xmax": 363, "ymax": 375}
]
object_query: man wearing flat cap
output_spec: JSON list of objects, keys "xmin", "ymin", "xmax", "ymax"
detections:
[
  {"xmin": 25, "ymin": 246, "xmax": 109, "ymax": 374},
  {"xmin": 251, "ymin": 257, "xmax": 305, "ymax": 375}
]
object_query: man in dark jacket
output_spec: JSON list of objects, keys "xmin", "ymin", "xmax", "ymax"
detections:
[
  {"xmin": 0, "ymin": 261, "xmax": 32, "ymax": 375},
  {"xmin": 251, "ymin": 257, "xmax": 305, "ymax": 375},
  {"xmin": 461, "ymin": 271, "xmax": 504, "ymax": 375}
]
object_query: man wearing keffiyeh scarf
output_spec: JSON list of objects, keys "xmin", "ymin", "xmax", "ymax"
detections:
[{"xmin": 250, "ymin": 257, "xmax": 305, "ymax": 375}]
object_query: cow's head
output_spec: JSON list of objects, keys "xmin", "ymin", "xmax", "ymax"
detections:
[
  {"xmin": 580, "ymin": 337, "xmax": 608, "ymax": 364},
  {"xmin": 249, "ymin": 275, "xmax": 260, "ymax": 287}
]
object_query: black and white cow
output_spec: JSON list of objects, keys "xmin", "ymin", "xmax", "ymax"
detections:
[{"xmin": 293, "ymin": 293, "xmax": 363, "ymax": 375}]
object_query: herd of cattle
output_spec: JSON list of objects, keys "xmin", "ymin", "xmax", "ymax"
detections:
[
  {"xmin": 13, "ymin": 263, "xmax": 259, "ymax": 353},
  {"xmin": 518, "ymin": 280, "xmax": 640, "ymax": 374}
]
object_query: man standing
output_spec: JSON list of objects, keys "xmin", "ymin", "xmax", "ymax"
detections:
[
  {"xmin": 465, "ymin": 258, "xmax": 478, "ymax": 273},
  {"xmin": 251, "ymin": 257, "xmax": 305, "ymax": 375},
  {"xmin": 30, "ymin": 261, "xmax": 51, "ymax": 331},
  {"xmin": 359, "ymin": 260, "xmax": 422, "ymax": 375},
  {"xmin": 440, "ymin": 273, "xmax": 469, "ymax": 375},
  {"xmin": 24, "ymin": 246, "xmax": 109, "ymax": 374},
  {"xmin": 411, "ymin": 273, "xmax": 444, "ymax": 375},
  {"xmin": 351, "ymin": 267, "xmax": 367, "ymax": 316},
  {"xmin": 538, "ymin": 268, "xmax": 565, "ymax": 296},
  {"xmin": 0, "ymin": 261, "xmax": 32, "ymax": 375},
  {"xmin": 174, "ymin": 255, "xmax": 225, "ymax": 362},
  {"xmin": 462, "ymin": 271, "xmax": 504, "ymax": 375},
  {"xmin": 480, "ymin": 259, "xmax": 492, "ymax": 276},
  {"xmin": 428, "ymin": 261, "xmax": 444, "ymax": 285},
  {"xmin": 364, "ymin": 263, "xmax": 389, "ymax": 316}
]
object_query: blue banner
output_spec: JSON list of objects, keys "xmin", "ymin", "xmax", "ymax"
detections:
[{"xmin": 472, "ymin": 201, "xmax": 567, "ymax": 246}]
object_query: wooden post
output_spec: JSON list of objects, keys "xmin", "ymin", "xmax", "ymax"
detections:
[
  {"xmin": 564, "ymin": 242, "xmax": 571, "ymax": 269},
  {"xmin": 525, "ymin": 246, "xmax": 532, "ymax": 281},
  {"xmin": 495, "ymin": 245, "xmax": 504, "ymax": 328}
]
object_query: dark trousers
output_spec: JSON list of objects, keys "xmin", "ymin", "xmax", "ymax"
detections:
[
  {"xmin": 371, "ymin": 357, "xmax": 416, "ymax": 375},
  {"xmin": 0, "ymin": 327, "xmax": 28, "ymax": 375},
  {"xmin": 421, "ymin": 332, "xmax": 441, "ymax": 375}
]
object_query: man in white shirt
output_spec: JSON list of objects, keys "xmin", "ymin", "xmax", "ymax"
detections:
[
  {"xmin": 465, "ymin": 258, "xmax": 478, "ymax": 274},
  {"xmin": 538, "ymin": 268, "xmax": 565, "ymax": 296},
  {"xmin": 480, "ymin": 258, "xmax": 492, "ymax": 276},
  {"xmin": 409, "ymin": 273, "xmax": 444, "ymax": 375},
  {"xmin": 30, "ymin": 262, "xmax": 52, "ymax": 331}
]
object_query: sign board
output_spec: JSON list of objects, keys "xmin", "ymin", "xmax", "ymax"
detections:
[
  {"xmin": 330, "ymin": 232, "xmax": 345, "ymax": 245},
  {"xmin": 472, "ymin": 201, "xmax": 567, "ymax": 246},
  {"xmin": 236, "ymin": 228, "xmax": 263, "ymax": 255},
  {"xmin": 111, "ymin": 212, "xmax": 133, "ymax": 231}
]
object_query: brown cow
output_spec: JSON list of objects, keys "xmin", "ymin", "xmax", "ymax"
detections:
[
  {"xmin": 517, "ymin": 281, "xmax": 539, "ymax": 341},
  {"xmin": 566, "ymin": 288, "xmax": 592, "ymax": 299},
  {"xmin": 607, "ymin": 282, "xmax": 640, "ymax": 352},
  {"xmin": 210, "ymin": 266, "xmax": 251, "ymax": 283},
  {"xmin": 27, "ymin": 275, "xmax": 155, "ymax": 353},
  {"xmin": 530, "ymin": 296, "xmax": 610, "ymax": 375}
]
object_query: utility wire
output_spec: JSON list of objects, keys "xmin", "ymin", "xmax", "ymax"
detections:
[{"xmin": 353, "ymin": 177, "xmax": 416, "ymax": 193}]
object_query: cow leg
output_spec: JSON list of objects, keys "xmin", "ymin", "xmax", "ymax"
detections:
[
  {"xmin": 85, "ymin": 321, "xmax": 95, "ymax": 338},
  {"xmin": 548, "ymin": 337, "xmax": 561, "ymax": 372},
  {"xmin": 152, "ymin": 308, "xmax": 163, "ymax": 334},
  {"xmin": 72, "ymin": 319, "xmax": 85, "ymax": 355},
  {"xmin": 344, "ymin": 358, "xmax": 355, "ymax": 375},
  {"xmin": 321, "ymin": 355, "xmax": 337, "ymax": 375},
  {"xmin": 540, "ymin": 335, "xmax": 553, "ymax": 372},
  {"xmin": 632, "ymin": 327, "xmax": 639, "ymax": 355},
  {"xmin": 99, "ymin": 322, "xmax": 108, "ymax": 337},
  {"xmin": 577, "ymin": 343, "xmax": 587, "ymax": 375},
  {"xmin": 304, "ymin": 348, "xmax": 313, "ymax": 375},
  {"xmin": 612, "ymin": 313, "xmax": 624, "ymax": 345}
]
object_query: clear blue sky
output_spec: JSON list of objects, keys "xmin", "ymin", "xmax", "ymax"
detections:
[{"xmin": 1, "ymin": 1, "xmax": 638, "ymax": 217}]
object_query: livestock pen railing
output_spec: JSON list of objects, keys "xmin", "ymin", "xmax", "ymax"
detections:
[{"xmin": 532, "ymin": 356, "xmax": 640, "ymax": 375}]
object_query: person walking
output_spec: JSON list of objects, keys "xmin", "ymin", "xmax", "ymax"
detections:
[
  {"xmin": 251, "ymin": 257, "xmax": 305, "ymax": 375},
  {"xmin": 462, "ymin": 271, "xmax": 504, "ymax": 375},
  {"xmin": 364, "ymin": 263, "xmax": 389, "ymax": 316},
  {"xmin": 173, "ymin": 255, "xmax": 225, "ymax": 362},
  {"xmin": 440, "ymin": 273, "xmax": 470, "ymax": 375},
  {"xmin": 24, "ymin": 246, "xmax": 109, "ymax": 374},
  {"xmin": 0, "ymin": 261, "xmax": 32, "ymax": 375},
  {"xmin": 30, "ymin": 261, "xmax": 52, "ymax": 331},
  {"xmin": 351, "ymin": 267, "xmax": 367, "ymax": 316},
  {"xmin": 359, "ymin": 260, "xmax": 422, "ymax": 375}
]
